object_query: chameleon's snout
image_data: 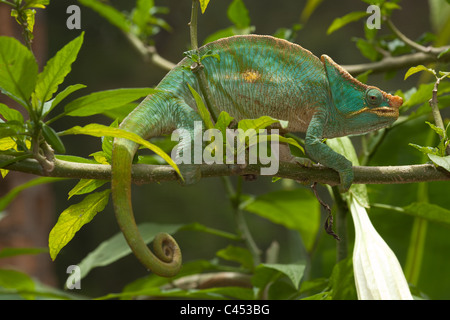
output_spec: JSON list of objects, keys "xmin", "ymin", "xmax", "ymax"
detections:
[{"xmin": 386, "ymin": 93, "xmax": 403, "ymax": 109}]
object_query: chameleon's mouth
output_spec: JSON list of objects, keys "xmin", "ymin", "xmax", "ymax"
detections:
[{"xmin": 369, "ymin": 106, "xmax": 399, "ymax": 117}]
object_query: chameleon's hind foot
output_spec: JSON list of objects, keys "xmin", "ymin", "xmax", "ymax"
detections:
[{"xmin": 293, "ymin": 157, "xmax": 314, "ymax": 168}]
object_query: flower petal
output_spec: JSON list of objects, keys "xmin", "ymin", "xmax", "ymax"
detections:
[{"xmin": 350, "ymin": 197, "xmax": 413, "ymax": 300}]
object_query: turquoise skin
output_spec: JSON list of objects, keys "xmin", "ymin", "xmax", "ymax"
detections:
[{"xmin": 112, "ymin": 35, "xmax": 403, "ymax": 276}]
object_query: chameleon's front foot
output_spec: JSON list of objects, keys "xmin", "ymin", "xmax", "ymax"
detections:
[{"xmin": 338, "ymin": 167, "xmax": 354, "ymax": 192}]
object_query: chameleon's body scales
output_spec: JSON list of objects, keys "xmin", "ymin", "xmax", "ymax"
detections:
[{"xmin": 112, "ymin": 35, "xmax": 403, "ymax": 277}]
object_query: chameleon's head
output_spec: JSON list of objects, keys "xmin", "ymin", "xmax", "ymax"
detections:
[{"xmin": 321, "ymin": 55, "xmax": 402, "ymax": 136}]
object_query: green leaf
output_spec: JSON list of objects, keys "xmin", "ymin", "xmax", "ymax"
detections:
[
  {"xmin": 438, "ymin": 47, "xmax": 450, "ymax": 58},
  {"xmin": 34, "ymin": 32, "xmax": 84, "ymax": 107},
  {"xmin": 355, "ymin": 38, "xmax": 380, "ymax": 61},
  {"xmin": 228, "ymin": 0, "xmax": 250, "ymax": 29},
  {"xmin": 0, "ymin": 36, "xmax": 38, "ymax": 108},
  {"xmin": 203, "ymin": 26, "xmax": 237, "ymax": 44},
  {"xmin": 132, "ymin": 0, "xmax": 155, "ymax": 30},
  {"xmin": 237, "ymin": 116, "xmax": 287, "ymax": 132},
  {"xmin": 401, "ymin": 82, "xmax": 450, "ymax": 110},
  {"xmin": 188, "ymin": 84, "xmax": 214, "ymax": 130},
  {"xmin": 327, "ymin": 137, "xmax": 369, "ymax": 206},
  {"xmin": 101, "ymin": 285, "xmax": 254, "ymax": 300},
  {"xmin": 329, "ymin": 257, "xmax": 357, "ymax": 299},
  {"xmin": 63, "ymin": 88, "xmax": 156, "ymax": 117},
  {"xmin": 23, "ymin": 0, "xmax": 49, "ymax": 9},
  {"xmin": 0, "ymin": 121, "xmax": 24, "ymax": 139},
  {"xmin": 48, "ymin": 190, "xmax": 111, "ymax": 260},
  {"xmin": 60, "ymin": 123, "xmax": 182, "ymax": 180},
  {"xmin": 42, "ymin": 84, "xmax": 87, "ymax": 117},
  {"xmin": 41, "ymin": 122, "xmax": 66, "ymax": 154},
  {"xmin": 0, "ymin": 103, "xmax": 24, "ymax": 123},
  {"xmin": 327, "ymin": 11, "xmax": 368, "ymax": 35},
  {"xmin": 404, "ymin": 65, "xmax": 436, "ymax": 80},
  {"xmin": 68, "ymin": 179, "xmax": 108, "ymax": 199},
  {"xmin": 216, "ymin": 245, "xmax": 254, "ymax": 270},
  {"xmin": 0, "ymin": 177, "xmax": 63, "ymax": 212},
  {"xmin": 0, "ymin": 269, "xmax": 36, "ymax": 300},
  {"xmin": 409, "ymin": 143, "xmax": 437, "ymax": 156},
  {"xmin": 402, "ymin": 202, "xmax": 450, "ymax": 227},
  {"xmin": 425, "ymin": 121, "xmax": 447, "ymax": 139},
  {"xmin": 214, "ymin": 111, "xmax": 234, "ymax": 134},
  {"xmin": 0, "ymin": 247, "xmax": 47, "ymax": 259},
  {"xmin": 78, "ymin": 0, "xmax": 130, "ymax": 32},
  {"xmin": 428, "ymin": 153, "xmax": 450, "ymax": 172},
  {"xmin": 199, "ymin": 0, "xmax": 210, "ymax": 13},
  {"xmin": 244, "ymin": 188, "xmax": 320, "ymax": 252},
  {"xmin": 70, "ymin": 223, "xmax": 182, "ymax": 281},
  {"xmin": 253, "ymin": 263, "xmax": 305, "ymax": 291},
  {"xmin": 101, "ymin": 102, "xmax": 137, "ymax": 122},
  {"xmin": 300, "ymin": 0, "xmax": 324, "ymax": 23},
  {"xmin": 264, "ymin": 263, "xmax": 305, "ymax": 291},
  {"xmin": 278, "ymin": 135, "xmax": 305, "ymax": 154}
]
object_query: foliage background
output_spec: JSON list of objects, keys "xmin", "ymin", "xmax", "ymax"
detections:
[{"xmin": 1, "ymin": 0, "xmax": 449, "ymax": 299}]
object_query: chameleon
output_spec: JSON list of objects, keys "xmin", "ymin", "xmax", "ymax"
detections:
[{"xmin": 111, "ymin": 35, "xmax": 403, "ymax": 277}]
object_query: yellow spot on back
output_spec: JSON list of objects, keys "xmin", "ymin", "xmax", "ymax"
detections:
[{"xmin": 242, "ymin": 70, "xmax": 261, "ymax": 83}]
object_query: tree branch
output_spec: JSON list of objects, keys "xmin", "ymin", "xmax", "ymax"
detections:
[
  {"xmin": 342, "ymin": 51, "xmax": 450, "ymax": 76},
  {"xmin": 2, "ymin": 155, "xmax": 449, "ymax": 186},
  {"xmin": 124, "ymin": 32, "xmax": 176, "ymax": 71}
]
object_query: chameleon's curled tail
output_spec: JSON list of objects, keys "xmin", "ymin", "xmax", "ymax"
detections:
[{"xmin": 111, "ymin": 136, "xmax": 182, "ymax": 277}]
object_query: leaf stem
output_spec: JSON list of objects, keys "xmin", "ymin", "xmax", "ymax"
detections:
[
  {"xmin": 331, "ymin": 186, "xmax": 348, "ymax": 262},
  {"xmin": 190, "ymin": 0, "xmax": 199, "ymax": 50},
  {"xmin": 429, "ymin": 76, "xmax": 446, "ymax": 137},
  {"xmin": 221, "ymin": 176, "xmax": 262, "ymax": 266}
]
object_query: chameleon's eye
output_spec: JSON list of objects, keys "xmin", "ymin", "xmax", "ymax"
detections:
[{"xmin": 366, "ymin": 88, "xmax": 382, "ymax": 106}]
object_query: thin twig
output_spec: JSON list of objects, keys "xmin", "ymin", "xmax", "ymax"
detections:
[
  {"xmin": 429, "ymin": 76, "xmax": 446, "ymax": 135},
  {"xmin": 124, "ymin": 32, "xmax": 175, "ymax": 71}
]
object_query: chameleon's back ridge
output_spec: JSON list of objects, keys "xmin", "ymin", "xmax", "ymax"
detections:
[{"xmin": 111, "ymin": 35, "xmax": 402, "ymax": 276}]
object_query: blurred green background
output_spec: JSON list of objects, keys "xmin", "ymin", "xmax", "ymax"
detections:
[{"xmin": 23, "ymin": 0, "xmax": 448, "ymax": 298}]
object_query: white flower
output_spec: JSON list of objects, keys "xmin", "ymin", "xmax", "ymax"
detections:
[{"xmin": 349, "ymin": 196, "xmax": 413, "ymax": 300}]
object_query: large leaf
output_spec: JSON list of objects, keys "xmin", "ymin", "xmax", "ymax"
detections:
[
  {"xmin": 244, "ymin": 188, "xmax": 320, "ymax": 252},
  {"xmin": 0, "ymin": 269, "xmax": 36, "ymax": 300},
  {"xmin": 228, "ymin": 0, "xmax": 250, "ymax": 29},
  {"xmin": 402, "ymin": 202, "xmax": 450, "ymax": 228},
  {"xmin": 63, "ymin": 88, "xmax": 156, "ymax": 117},
  {"xmin": 327, "ymin": 11, "xmax": 368, "ymax": 35},
  {"xmin": 48, "ymin": 190, "xmax": 111, "ymax": 260},
  {"xmin": 34, "ymin": 33, "xmax": 84, "ymax": 106},
  {"xmin": 0, "ymin": 36, "xmax": 38, "ymax": 108},
  {"xmin": 61, "ymin": 123, "xmax": 182, "ymax": 180},
  {"xmin": 216, "ymin": 245, "xmax": 254, "ymax": 270},
  {"xmin": 0, "ymin": 103, "xmax": 24, "ymax": 123},
  {"xmin": 78, "ymin": 0, "xmax": 130, "ymax": 32},
  {"xmin": 188, "ymin": 84, "xmax": 214, "ymax": 130},
  {"xmin": 256, "ymin": 263, "xmax": 305, "ymax": 290},
  {"xmin": 428, "ymin": 154, "xmax": 450, "ymax": 173},
  {"xmin": 42, "ymin": 84, "xmax": 87, "ymax": 117},
  {"xmin": 199, "ymin": 0, "xmax": 210, "ymax": 13}
]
